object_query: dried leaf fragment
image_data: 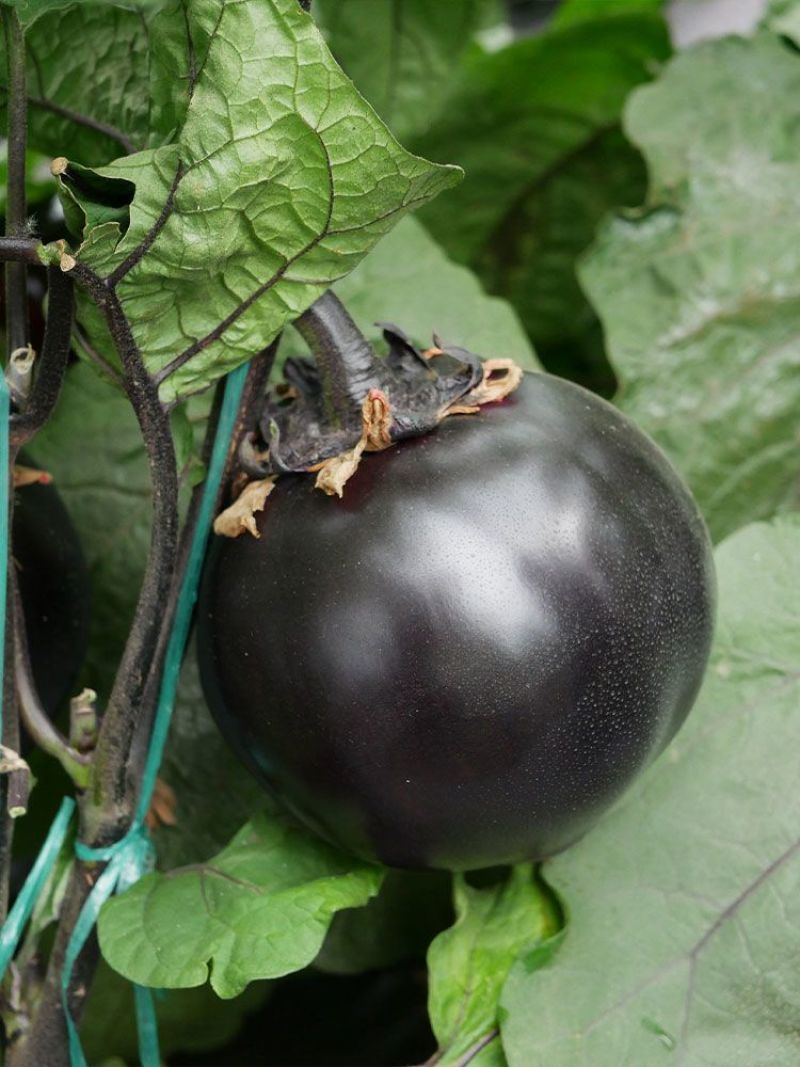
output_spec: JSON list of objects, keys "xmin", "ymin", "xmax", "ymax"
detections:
[
  {"xmin": 214, "ymin": 477, "xmax": 276, "ymax": 538},
  {"xmin": 145, "ymin": 777, "xmax": 178, "ymax": 831},
  {"xmin": 315, "ymin": 390, "xmax": 394, "ymax": 497},
  {"xmin": 465, "ymin": 359, "xmax": 524, "ymax": 406},
  {"xmin": 315, "ymin": 440, "xmax": 367, "ymax": 498},
  {"xmin": 14, "ymin": 466, "xmax": 52, "ymax": 488}
]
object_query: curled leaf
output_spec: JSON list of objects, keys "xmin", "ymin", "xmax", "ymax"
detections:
[{"xmin": 213, "ymin": 478, "xmax": 276, "ymax": 539}]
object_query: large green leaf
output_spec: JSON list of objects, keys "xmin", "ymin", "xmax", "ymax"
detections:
[
  {"xmin": 59, "ymin": 0, "xmax": 461, "ymax": 401},
  {"xmin": 5, "ymin": 0, "xmax": 162, "ymax": 27},
  {"xmin": 500, "ymin": 516, "xmax": 800, "ymax": 1065},
  {"xmin": 282, "ymin": 216, "xmax": 540, "ymax": 369},
  {"xmin": 0, "ymin": 3, "xmax": 154, "ymax": 165},
  {"xmin": 427, "ymin": 868, "xmax": 560, "ymax": 1066},
  {"xmin": 97, "ymin": 813, "xmax": 384, "ymax": 997},
  {"xmin": 582, "ymin": 34, "xmax": 800, "ymax": 541},
  {"xmin": 316, "ymin": 0, "xmax": 486, "ymax": 142},
  {"xmin": 411, "ymin": 15, "xmax": 670, "ymax": 389}
]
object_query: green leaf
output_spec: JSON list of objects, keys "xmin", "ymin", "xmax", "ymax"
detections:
[
  {"xmin": 282, "ymin": 216, "xmax": 540, "ymax": 370},
  {"xmin": 554, "ymin": 0, "xmax": 664, "ymax": 28},
  {"xmin": 763, "ymin": 0, "xmax": 800, "ymax": 45},
  {"xmin": 316, "ymin": 0, "xmax": 486, "ymax": 142},
  {"xmin": 81, "ymin": 959, "xmax": 270, "ymax": 1064},
  {"xmin": 98, "ymin": 812, "xmax": 385, "ymax": 997},
  {"xmin": 5, "ymin": 0, "xmax": 164, "ymax": 27},
  {"xmin": 582, "ymin": 34, "xmax": 800, "ymax": 541},
  {"xmin": 0, "ymin": 4, "xmax": 153, "ymax": 165},
  {"xmin": 428, "ymin": 868, "xmax": 560, "ymax": 1065},
  {"xmin": 500, "ymin": 516, "xmax": 800, "ymax": 1065},
  {"xmin": 59, "ymin": 0, "xmax": 461, "ymax": 401},
  {"xmin": 30, "ymin": 362, "xmax": 150, "ymax": 699},
  {"xmin": 411, "ymin": 15, "xmax": 670, "ymax": 389}
]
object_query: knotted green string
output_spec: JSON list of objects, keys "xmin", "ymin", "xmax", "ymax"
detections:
[{"xmin": 0, "ymin": 362, "xmax": 249, "ymax": 1066}]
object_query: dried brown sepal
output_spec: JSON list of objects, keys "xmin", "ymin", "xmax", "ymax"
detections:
[
  {"xmin": 465, "ymin": 358, "xmax": 523, "ymax": 406},
  {"xmin": 214, "ymin": 477, "xmax": 276, "ymax": 538},
  {"xmin": 315, "ymin": 440, "xmax": 367, "ymax": 498},
  {"xmin": 363, "ymin": 389, "xmax": 393, "ymax": 451},
  {"xmin": 442, "ymin": 403, "xmax": 480, "ymax": 417},
  {"xmin": 14, "ymin": 465, "xmax": 52, "ymax": 488},
  {"xmin": 315, "ymin": 389, "xmax": 394, "ymax": 497},
  {"xmin": 422, "ymin": 345, "xmax": 445, "ymax": 360},
  {"xmin": 144, "ymin": 777, "xmax": 178, "ymax": 831}
]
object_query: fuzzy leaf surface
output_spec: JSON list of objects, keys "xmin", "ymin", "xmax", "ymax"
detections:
[
  {"xmin": 501, "ymin": 516, "xmax": 800, "ymax": 1065},
  {"xmin": 583, "ymin": 34, "xmax": 800, "ymax": 540},
  {"xmin": 61, "ymin": 0, "xmax": 460, "ymax": 401},
  {"xmin": 98, "ymin": 813, "xmax": 384, "ymax": 997}
]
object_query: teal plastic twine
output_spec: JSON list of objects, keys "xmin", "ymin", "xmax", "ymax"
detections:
[
  {"xmin": 61, "ymin": 362, "xmax": 250, "ymax": 1066},
  {"xmin": 0, "ymin": 797, "xmax": 76, "ymax": 977}
]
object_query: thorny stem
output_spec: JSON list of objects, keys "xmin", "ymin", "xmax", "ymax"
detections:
[{"xmin": 294, "ymin": 291, "xmax": 381, "ymax": 426}]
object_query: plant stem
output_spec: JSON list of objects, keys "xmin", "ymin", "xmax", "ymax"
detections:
[
  {"xmin": 294, "ymin": 291, "xmax": 380, "ymax": 426},
  {"xmin": 10, "ymin": 269, "xmax": 73, "ymax": 446},
  {"xmin": 0, "ymin": 5, "xmax": 29, "ymax": 927},
  {"xmin": 0, "ymin": 238, "xmax": 40, "ymax": 265},
  {"xmin": 2, "ymin": 6, "xmax": 29, "ymax": 355},
  {"xmin": 68, "ymin": 264, "xmax": 179, "ymax": 841},
  {"xmin": 10, "ymin": 268, "xmax": 179, "ymax": 1066},
  {"xmin": 8, "ymin": 865, "xmax": 99, "ymax": 1067},
  {"xmin": 12, "ymin": 578, "xmax": 91, "ymax": 786},
  {"xmin": 12, "ymin": 285, "xmax": 277, "ymax": 1065}
]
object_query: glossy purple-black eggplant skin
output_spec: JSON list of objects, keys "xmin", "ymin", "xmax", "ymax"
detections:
[
  {"xmin": 14, "ymin": 478, "xmax": 90, "ymax": 714},
  {"xmin": 197, "ymin": 373, "xmax": 715, "ymax": 871}
]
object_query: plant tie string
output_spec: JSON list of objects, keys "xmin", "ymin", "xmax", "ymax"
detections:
[
  {"xmin": 0, "ymin": 363, "xmax": 249, "ymax": 1066},
  {"xmin": 63, "ymin": 362, "xmax": 248, "ymax": 1066}
]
